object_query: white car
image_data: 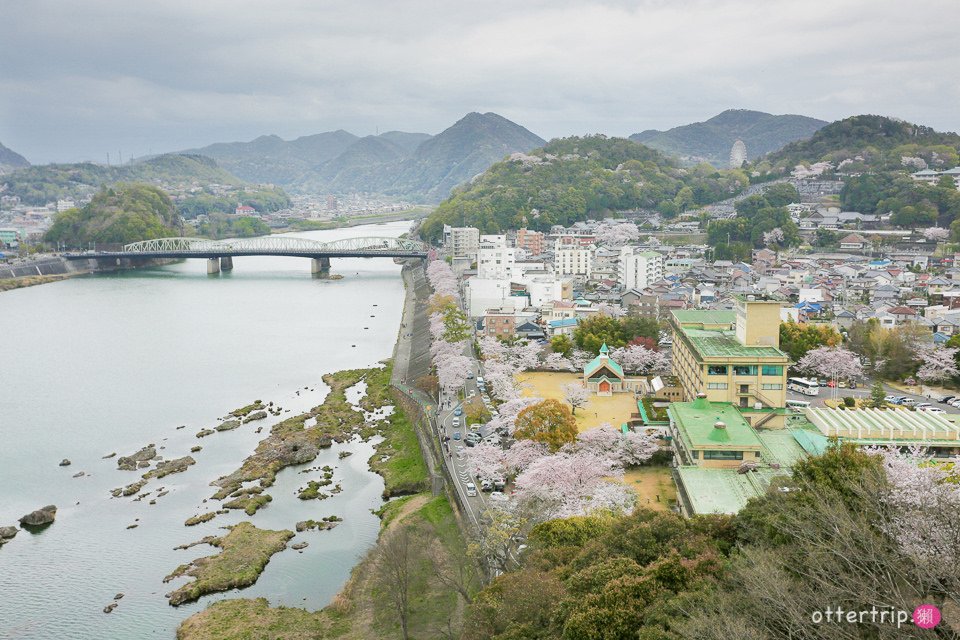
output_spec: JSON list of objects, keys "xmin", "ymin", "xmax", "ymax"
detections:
[
  {"xmin": 924, "ymin": 407, "xmax": 946, "ymax": 414},
  {"xmin": 466, "ymin": 482, "xmax": 477, "ymax": 497},
  {"xmin": 489, "ymin": 491, "xmax": 508, "ymax": 502}
]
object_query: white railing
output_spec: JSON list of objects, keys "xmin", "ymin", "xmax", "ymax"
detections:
[{"xmin": 122, "ymin": 236, "xmax": 427, "ymax": 254}]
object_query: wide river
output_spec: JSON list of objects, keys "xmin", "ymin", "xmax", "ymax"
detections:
[{"xmin": 0, "ymin": 221, "xmax": 412, "ymax": 639}]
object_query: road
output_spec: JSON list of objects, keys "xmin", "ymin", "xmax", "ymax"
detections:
[{"xmin": 786, "ymin": 379, "xmax": 960, "ymax": 413}]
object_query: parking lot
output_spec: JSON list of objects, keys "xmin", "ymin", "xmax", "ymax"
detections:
[{"xmin": 786, "ymin": 379, "xmax": 960, "ymax": 416}]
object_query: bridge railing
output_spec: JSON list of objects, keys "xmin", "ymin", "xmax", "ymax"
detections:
[{"xmin": 121, "ymin": 236, "xmax": 428, "ymax": 254}]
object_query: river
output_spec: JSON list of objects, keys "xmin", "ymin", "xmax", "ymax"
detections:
[{"xmin": 0, "ymin": 220, "xmax": 412, "ymax": 640}]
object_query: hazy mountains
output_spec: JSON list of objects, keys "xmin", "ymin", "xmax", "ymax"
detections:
[
  {"xmin": 183, "ymin": 112, "xmax": 545, "ymax": 202},
  {"xmin": 0, "ymin": 141, "xmax": 30, "ymax": 173},
  {"xmin": 630, "ymin": 109, "xmax": 827, "ymax": 167}
]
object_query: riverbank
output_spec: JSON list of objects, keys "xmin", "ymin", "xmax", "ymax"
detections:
[
  {"xmin": 277, "ymin": 207, "xmax": 432, "ymax": 233},
  {"xmin": 176, "ymin": 259, "xmax": 480, "ymax": 639}
]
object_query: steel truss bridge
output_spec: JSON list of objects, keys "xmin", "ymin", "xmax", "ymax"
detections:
[{"xmin": 63, "ymin": 236, "xmax": 428, "ymax": 273}]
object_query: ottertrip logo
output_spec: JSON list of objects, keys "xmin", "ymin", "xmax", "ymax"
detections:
[{"xmin": 810, "ymin": 604, "xmax": 941, "ymax": 629}]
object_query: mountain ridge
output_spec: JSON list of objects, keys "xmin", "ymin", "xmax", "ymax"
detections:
[
  {"xmin": 0, "ymin": 141, "xmax": 30, "ymax": 173},
  {"xmin": 630, "ymin": 109, "xmax": 827, "ymax": 167}
]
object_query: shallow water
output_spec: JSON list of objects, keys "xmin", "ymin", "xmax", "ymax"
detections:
[{"xmin": 0, "ymin": 221, "xmax": 411, "ymax": 639}]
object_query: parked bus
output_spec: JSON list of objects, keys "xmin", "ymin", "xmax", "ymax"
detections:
[
  {"xmin": 786, "ymin": 399, "xmax": 812, "ymax": 411},
  {"xmin": 787, "ymin": 377, "xmax": 820, "ymax": 396}
]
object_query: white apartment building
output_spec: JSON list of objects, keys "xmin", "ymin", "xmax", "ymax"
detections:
[
  {"xmin": 554, "ymin": 238, "xmax": 593, "ymax": 277},
  {"xmin": 445, "ymin": 226, "xmax": 480, "ymax": 259},
  {"xmin": 618, "ymin": 247, "xmax": 664, "ymax": 291},
  {"xmin": 477, "ymin": 234, "xmax": 516, "ymax": 279}
]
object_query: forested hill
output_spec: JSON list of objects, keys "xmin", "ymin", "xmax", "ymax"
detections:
[
  {"xmin": 630, "ymin": 109, "xmax": 826, "ymax": 167},
  {"xmin": 0, "ymin": 141, "xmax": 30, "ymax": 172},
  {"xmin": 756, "ymin": 115, "xmax": 960, "ymax": 175},
  {"xmin": 1, "ymin": 154, "xmax": 244, "ymax": 205},
  {"xmin": 44, "ymin": 184, "xmax": 182, "ymax": 245},
  {"xmin": 420, "ymin": 135, "xmax": 750, "ymax": 240}
]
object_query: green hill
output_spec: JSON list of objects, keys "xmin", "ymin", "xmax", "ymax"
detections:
[
  {"xmin": 45, "ymin": 184, "xmax": 181, "ymax": 245},
  {"xmin": 0, "ymin": 141, "xmax": 29, "ymax": 173},
  {"xmin": 757, "ymin": 114, "xmax": 960, "ymax": 174},
  {"xmin": 2, "ymin": 154, "xmax": 243, "ymax": 206},
  {"xmin": 630, "ymin": 109, "xmax": 826, "ymax": 167},
  {"xmin": 420, "ymin": 135, "xmax": 749, "ymax": 240}
]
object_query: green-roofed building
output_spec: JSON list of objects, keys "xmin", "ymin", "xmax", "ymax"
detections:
[
  {"xmin": 668, "ymin": 396, "xmax": 809, "ymax": 516},
  {"xmin": 583, "ymin": 343, "xmax": 628, "ymax": 396},
  {"xmin": 671, "ymin": 296, "xmax": 790, "ymax": 421}
]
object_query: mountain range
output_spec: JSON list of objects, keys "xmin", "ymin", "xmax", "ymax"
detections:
[
  {"xmin": 630, "ymin": 109, "xmax": 827, "ymax": 168},
  {"xmin": 183, "ymin": 112, "xmax": 545, "ymax": 202},
  {"xmin": 0, "ymin": 141, "xmax": 30, "ymax": 174}
]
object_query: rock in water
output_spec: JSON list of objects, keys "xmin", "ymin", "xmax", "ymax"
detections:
[
  {"xmin": 59, "ymin": 459, "xmax": 71, "ymax": 467},
  {"xmin": 103, "ymin": 603, "xmax": 117, "ymax": 614},
  {"xmin": 0, "ymin": 526, "xmax": 18, "ymax": 545},
  {"xmin": 117, "ymin": 445, "xmax": 156, "ymax": 471},
  {"xmin": 292, "ymin": 541, "xmax": 308, "ymax": 550},
  {"xmin": 19, "ymin": 505, "xmax": 57, "ymax": 527},
  {"xmin": 114, "ymin": 593, "xmax": 124, "ymax": 600}
]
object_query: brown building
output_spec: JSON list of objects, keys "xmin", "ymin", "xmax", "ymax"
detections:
[
  {"xmin": 484, "ymin": 308, "xmax": 517, "ymax": 338},
  {"xmin": 516, "ymin": 228, "xmax": 544, "ymax": 256}
]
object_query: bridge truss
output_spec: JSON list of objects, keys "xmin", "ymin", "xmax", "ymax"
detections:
[{"xmin": 121, "ymin": 236, "xmax": 427, "ymax": 255}]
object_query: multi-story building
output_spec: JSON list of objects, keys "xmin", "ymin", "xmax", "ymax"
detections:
[
  {"xmin": 554, "ymin": 238, "xmax": 593, "ymax": 277},
  {"xmin": 477, "ymin": 234, "xmax": 516, "ymax": 279},
  {"xmin": 483, "ymin": 307, "xmax": 517, "ymax": 339},
  {"xmin": 515, "ymin": 228, "xmax": 544, "ymax": 256},
  {"xmin": 444, "ymin": 226, "xmax": 480, "ymax": 260},
  {"xmin": 670, "ymin": 296, "xmax": 790, "ymax": 410},
  {"xmin": 618, "ymin": 247, "xmax": 663, "ymax": 291}
]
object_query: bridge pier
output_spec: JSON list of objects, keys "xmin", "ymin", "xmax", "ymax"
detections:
[
  {"xmin": 207, "ymin": 258, "xmax": 220, "ymax": 274},
  {"xmin": 311, "ymin": 257, "xmax": 331, "ymax": 274},
  {"xmin": 220, "ymin": 256, "xmax": 233, "ymax": 271}
]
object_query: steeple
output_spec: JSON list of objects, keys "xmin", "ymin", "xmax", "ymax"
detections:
[{"xmin": 599, "ymin": 343, "xmax": 609, "ymax": 357}]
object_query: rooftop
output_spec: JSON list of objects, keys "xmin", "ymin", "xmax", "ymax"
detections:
[
  {"xmin": 676, "ymin": 465, "xmax": 782, "ymax": 515},
  {"xmin": 671, "ymin": 309, "xmax": 788, "ymax": 359},
  {"xmin": 805, "ymin": 407, "xmax": 960, "ymax": 443},
  {"xmin": 670, "ymin": 399, "xmax": 764, "ymax": 450}
]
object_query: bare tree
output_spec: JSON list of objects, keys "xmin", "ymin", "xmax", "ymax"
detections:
[
  {"xmin": 375, "ymin": 525, "xmax": 422, "ymax": 640},
  {"xmin": 427, "ymin": 538, "xmax": 478, "ymax": 604}
]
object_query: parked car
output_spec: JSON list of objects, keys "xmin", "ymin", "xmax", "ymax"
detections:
[
  {"xmin": 941, "ymin": 396, "xmax": 956, "ymax": 404},
  {"xmin": 848, "ymin": 380, "xmax": 857, "ymax": 389},
  {"xmin": 466, "ymin": 372, "xmax": 474, "ymax": 379},
  {"xmin": 827, "ymin": 380, "xmax": 836, "ymax": 388},
  {"xmin": 493, "ymin": 477, "xmax": 506, "ymax": 491},
  {"xmin": 884, "ymin": 395, "xmax": 898, "ymax": 403},
  {"xmin": 901, "ymin": 398, "xmax": 916, "ymax": 406},
  {"xmin": 489, "ymin": 491, "xmax": 509, "ymax": 502},
  {"xmin": 950, "ymin": 399, "xmax": 960, "ymax": 408},
  {"xmin": 926, "ymin": 407, "xmax": 946, "ymax": 414},
  {"xmin": 464, "ymin": 438, "xmax": 476, "ymax": 447},
  {"xmin": 465, "ymin": 482, "xmax": 477, "ymax": 497},
  {"xmin": 480, "ymin": 479, "xmax": 493, "ymax": 492},
  {"xmin": 838, "ymin": 380, "xmax": 848, "ymax": 389}
]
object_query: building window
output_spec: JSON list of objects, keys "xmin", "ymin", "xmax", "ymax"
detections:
[
  {"xmin": 691, "ymin": 450, "xmax": 699, "ymax": 459},
  {"xmin": 739, "ymin": 384, "xmax": 749, "ymax": 394},
  {"xmin": 761, "ymin": 383, "xmax": 783, "ymax": 390},
  {"xmin": 762, "ymin": 365, "xmax": 783, "ymax": 376},
  {"xmin": 703, "ymin": 450, "xmax": 744, "ymax": 460},
  {"xmin": 707, "ymin": 365, "xmax": 728, "ymax": 375},
  {"xmin": 706, "ymin": 383, "xmax": 728, "ymax": 389},
  {"xmin": 734, "ymin": 365, "xmax": 757, "ymax": 376}
]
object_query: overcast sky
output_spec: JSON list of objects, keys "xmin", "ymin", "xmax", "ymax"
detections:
[{"xmin": 2, "ymin": 0, "xmax": 959, "ymax": 164}]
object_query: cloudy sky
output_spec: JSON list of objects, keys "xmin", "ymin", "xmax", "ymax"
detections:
[{"xmin": 2, "ymin": 0, "xmax": 959, "ymax": 164}]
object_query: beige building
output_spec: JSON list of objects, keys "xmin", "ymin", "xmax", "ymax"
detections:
[{"xmin": 670, "ymin": 296, "xmax": 790, "ymax": 410}]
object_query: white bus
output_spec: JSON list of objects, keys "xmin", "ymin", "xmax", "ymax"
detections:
[
  {"xmin": 787, "ymin": 377, "xmax": 820, "ymax": 396},
  {"xmin": 786, "ymin": 399, "xmax": 812, "ymax": 411}
]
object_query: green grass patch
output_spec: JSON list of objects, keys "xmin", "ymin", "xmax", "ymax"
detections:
[{"xmin": 164, "ymin": 522, "xmax": 294, "ymax": 607}]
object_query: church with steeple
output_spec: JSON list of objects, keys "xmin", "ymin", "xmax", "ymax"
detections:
[{"xmin": 583, "ymin": 343, "xmax": 631, "ymax": 396}]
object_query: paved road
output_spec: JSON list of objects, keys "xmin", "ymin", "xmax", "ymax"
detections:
[{"xmin": 786, "ymin": 379, "xmax": 960, "ymax": 414}]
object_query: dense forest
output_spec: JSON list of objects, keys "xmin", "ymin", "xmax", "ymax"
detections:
[
  {"xmin": 44, "ymin": 184, "xmax": 181, "ymax": 246},
  {"xmin": 706, "ymin": 182, "xmax": 801, "ymax": 260},
  {"xmin": 197, "ymin": 213, "xmax": 271, "ymax": 239},
  {"xmin": 420, "ymin": 136, "xmax": 750, "ymax": 240}
]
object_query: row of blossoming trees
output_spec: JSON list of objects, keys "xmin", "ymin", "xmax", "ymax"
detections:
[{"xmin": 796, "ymin": 342, "xmax": 960, "ymax": 391}]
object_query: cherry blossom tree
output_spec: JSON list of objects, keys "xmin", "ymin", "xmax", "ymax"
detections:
[
  {"xmin": 573, "ymin": 424, "xmax": 660, "ymax": 466},
  {"xmin": 427, "ymin": 259, "xmax": 459, "ymax": 299},
  {"xmin": 513, "ymin": 450, "xmax": 634, "ymax": 520},
  {"xmin": 595, "ymin": 222, "xmax": 639, "ymax": 247},
  {"xmin": 562, "ymin": 382, "xmax": 590, "ymax": 415},
  {"xmin": 502, "ymin": 439, "xmax": 549, "ymax": 475},
  {"xmin": 597, "ymin": 303, "xmax": 625, "ymax": 318},
  {"xmin": 914, "ymin": 343, "xmax": 959, "ymax": 386},
  {"xmin": 763, "ymin": 227, "xmax": 785, "ymax": 247},
  {"xmin": 484, "ymin": 361, "xmax": 521, "ymax": 401},
  {"xmin": 922, "ymin": 226, "xmax": 950, "ymax": 242},
  {"xmin": 569, "ymin": 349, "xmax": 592, "ymax": 370},
  {"xmin": 466, "ymin": 442, "xmax": 507, "ymax": 479},
  {"xmin": 503, "ymin": 340, "xmax": 542, "ymax": 372},
  {"xmin": 478, "ymin": 335, "xmax": 508, "ymax": 362},
  {"xmin": 486, "ymin": 397, "xmax": 542, "ymax": 434},
  {"xmin": 610, "ymin": 344, "xmax": 671, "ymax": 375},
  {"xmin": 869, "ymin": 447, "xmax": 960, "ymax": 584},
  {"xmin": 436, "ymin": 353, "xmax": 472, "ymax": 398},
  {"xmin": 543, "ymin": 352, "xmax": 574, "ymax": 371},
  {"xmin": 796, "ymin": 346, "xmax": 863, "ymax": 393}
]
